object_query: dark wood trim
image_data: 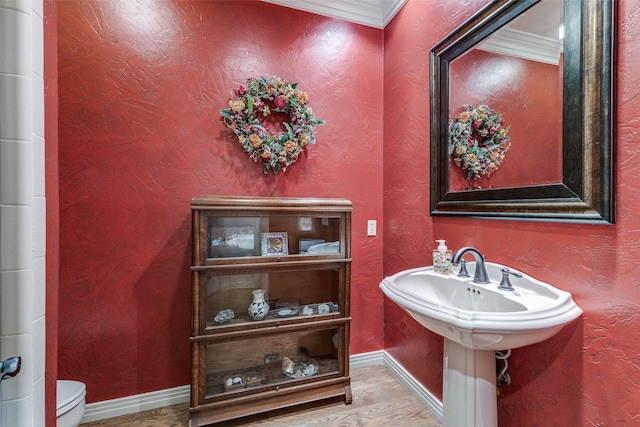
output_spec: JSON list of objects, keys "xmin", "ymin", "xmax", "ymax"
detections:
[{"xmin": 430, "ymin": 0, "xmax": 615, "ymax": 223}]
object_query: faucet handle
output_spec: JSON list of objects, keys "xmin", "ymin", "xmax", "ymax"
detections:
[
  {"xmin": 0, "ymin": 357, "xmax": 21, "ymax": 382},
  {"xmin": 457, "ymin": 259, "xmax": 471, "ymax": 278},
  {"xmin": 497, "ymin": 268, "xmax": 522, "ymax": 291}
]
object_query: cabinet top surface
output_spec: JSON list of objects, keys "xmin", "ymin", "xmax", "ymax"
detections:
[{"xmin": 191, "ymin": 196, "xmax": 353, "ymax": 210}]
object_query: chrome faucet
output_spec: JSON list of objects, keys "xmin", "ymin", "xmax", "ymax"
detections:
[{"xmin": 451, "ymin": 247, "xmax": 490, "ymax": 284}]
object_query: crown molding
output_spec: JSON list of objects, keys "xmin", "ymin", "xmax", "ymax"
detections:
[
  {"xmin": 261, "ymin": 0, "xmax": 407, "ymax": 29},
  {"xmin": 477, "ymin": 27, "xmax": 562, "ymax": 66}
]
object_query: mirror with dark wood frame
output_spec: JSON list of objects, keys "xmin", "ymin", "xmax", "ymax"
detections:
[{"xmin": 430, "ymin": 0, "xmax": 614, "ymax": 223}]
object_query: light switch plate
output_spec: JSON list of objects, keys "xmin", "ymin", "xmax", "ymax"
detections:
[{"xmin": 367, "ymin": 220, "xmax": 377, "ymax": 236}]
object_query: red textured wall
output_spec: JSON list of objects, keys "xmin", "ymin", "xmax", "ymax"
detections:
[
  {"xmin": 56, "ymin": 0, "xmax": 384, "ymax": 403},
  {"xmin": 449, "ymin": 49, "xmax": 562, "ymax": 190},
  {"xmin": 384, "ymin": 0, "xmax": 640, "ymax": 425},
  {"xmin": 44, "ymin": 1, "xmax": 59, "ymax": 425},
  {"xmin": 50, "ymin": 0, "xmax": 640, "ymax": 424}
]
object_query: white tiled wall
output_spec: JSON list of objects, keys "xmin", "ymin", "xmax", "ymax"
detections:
[{"xmin": 0, "ymin": 0, "xmax": 46, "ymax": 426}]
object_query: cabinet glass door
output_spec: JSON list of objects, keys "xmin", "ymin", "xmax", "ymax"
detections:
[
  {"xmin": 203, "ymin": 327, "xmax": 343, "ymax": 400},
  {"xmin": 202, "ymin": 266, "xmax": 344, "ymax": 331},
  {"xmin": 201, "ymin": 214, "xmax": 344, "ymax": 261}
]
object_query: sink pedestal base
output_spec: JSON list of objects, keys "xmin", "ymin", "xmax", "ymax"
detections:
[{"xmin": 443, "ymin": 339, "xmax": 497, "ymax": 427}]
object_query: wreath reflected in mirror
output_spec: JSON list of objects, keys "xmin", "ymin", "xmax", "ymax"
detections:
[
  {"xmin": 449, "ymin": 104, "xmax": 511, "ymax": 181},
  {"xmin": 220, "ymin": 76, "xmax": 325, "ymax": 174}
]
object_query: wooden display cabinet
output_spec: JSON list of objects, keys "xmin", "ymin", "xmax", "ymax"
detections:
[{"xmin": 190, "ymin": 196, "xmax": 352, "ymax": 426}]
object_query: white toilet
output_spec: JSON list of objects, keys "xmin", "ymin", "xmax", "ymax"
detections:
[{"xmin": 56, "ymin": 380, "xmax": 86, "ymax": 427}]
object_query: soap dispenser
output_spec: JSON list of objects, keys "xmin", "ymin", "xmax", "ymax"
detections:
[{"xmin": 433, "ymin": 239, "xmax": 453, "ymax": 274}]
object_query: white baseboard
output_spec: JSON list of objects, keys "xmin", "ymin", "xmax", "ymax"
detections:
[
  {"xmin": 382, "ymin": 352, "xmax": 444, "ymax": 421},
  {"xmin": 81, "ymin": 351, "xmax": 443, "ymax": 423},
  {"xmin": 351, "ymin": 350, "xmax": 443, "ymax": 422},
  {"xmin": 350, "ymin": 349, "xmax": 386, "ymax": 369},
  {"xmin": 81, "ymin": 385, "xmax": 190, "ymax": 423}
]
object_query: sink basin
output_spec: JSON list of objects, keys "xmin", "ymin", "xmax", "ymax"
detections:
[
  {"xmin": 380, "ymin": 262, "xmax": 582, "ymax": 351},
  {"xmin": 380, "ymin": 260, "xmax": 582, "ymax": 427}
]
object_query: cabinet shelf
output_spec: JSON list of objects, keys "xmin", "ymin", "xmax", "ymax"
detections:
[
  {"xmin": 190, "ymin": 256, "xmax": 352, "ymax": 271},
  {"xmin": 190, "ymin": 196, "xmax": 352, "ymax": 426},
  {"xmin": 206, "ymin": 307, "xmax": 343, "ymax": 330},
  {"xmin": 192, "ymin": 315, "xmax": 350, "ymax": 341}
]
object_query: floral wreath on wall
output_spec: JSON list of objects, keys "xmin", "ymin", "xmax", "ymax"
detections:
[
  {"xmin": 449, "ymin": 104, "xmax": 511, "ymax": 181},
  {"xmin": 219, "ymin": 76, "xmax": 325, "ymax": 174}
]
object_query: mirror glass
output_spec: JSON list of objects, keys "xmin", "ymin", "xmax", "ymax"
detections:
[
  {"xmin": 448, "ymin": 0, "xmax": 563, "ymax": 191},
  {"xmin": 430, "ymin": 0, "xmax": 614, "ymax": 223}
]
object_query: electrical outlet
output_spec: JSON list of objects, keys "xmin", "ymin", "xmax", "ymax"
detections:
[{"xmin": 367, "ymin": 220, "xmax": 377, "ymax": 236}]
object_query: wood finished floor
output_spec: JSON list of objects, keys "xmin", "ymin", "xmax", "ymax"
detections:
[{"xmin": 80, "ymin": 365, "xmax": 441, "ymax": 427}]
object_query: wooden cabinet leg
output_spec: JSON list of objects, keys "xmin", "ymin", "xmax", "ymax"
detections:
[{"xmin": 344, "ymin": 384, "xmax": 353, "ymax": 404}]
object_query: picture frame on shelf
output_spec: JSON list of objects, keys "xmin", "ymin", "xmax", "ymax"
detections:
[{"xmin": 261, "ymin": 232, "xmax": 289, "ymax": 256}]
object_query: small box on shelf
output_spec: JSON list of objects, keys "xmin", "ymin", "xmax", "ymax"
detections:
[
  {"xmin": 263, "ymin": 352, "xmax": 280, "ymax": 366},
  {"xmin": 244, "ymin": 371, "xmax": 266, "ymax": 387},
  {"xmin": 223, "ymin": 375, "xmax": 245, "ymax": 392}
]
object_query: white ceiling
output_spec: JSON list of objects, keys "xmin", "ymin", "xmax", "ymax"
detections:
[{"xmin": 261, "ymin": 0, "xmax": 408, "ymax": 29}]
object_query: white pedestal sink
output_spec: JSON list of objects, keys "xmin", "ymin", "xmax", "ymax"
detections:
[{"xmin": 380, "ymin": 262, "xmax": 582, "ymax": 427}]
